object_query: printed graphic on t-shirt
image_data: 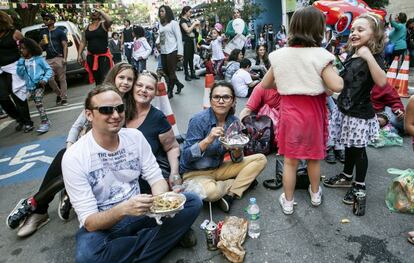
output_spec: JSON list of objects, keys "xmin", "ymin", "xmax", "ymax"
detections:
[
  {"xmin": 133, "ymin": 40, "xmax": 142, "ymax": 52},
  {"xmin": 160, "ymin": 32, "xmax": 166, "ymax": 46},
  {"xmin": 87, "ymin": 145, "xmax": 141, "ymax": 211}
]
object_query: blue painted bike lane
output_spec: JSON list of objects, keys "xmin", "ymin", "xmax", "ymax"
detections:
[{"xmin": 0, "ymin": 136, "xmax": 65, "ymax": 187}]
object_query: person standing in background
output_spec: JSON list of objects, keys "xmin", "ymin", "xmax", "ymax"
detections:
[
  {"xmin": 77, "ymin": 8, "xmax": 113, "ymax": 85},
  {"xmin": 157, "ymin": 5, "xmax": 184, "ymax": 99},
  {"xmin": 386, "ymin": 13, "xmax": 407, "ymax": 66},
  {"xmin": 40, "ymin": 12, "xmax": 69, "ymax": 106},
  {"xmin": 121, "ymin": 19, "xmax": 133, "ymax": 65},
  {"xmin": 180, "ymin": 6, "xmax": 200, "ymax": 82},
  {"xmin": 109, "ymin": 32, "xmax": 122, "ymax": 64}
]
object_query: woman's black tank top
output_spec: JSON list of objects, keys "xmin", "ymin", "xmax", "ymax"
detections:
[
  {"xmin": 85, "ymin": 23, "xmax": 108, "ymax": 54},
  {"xmin": 0, "ymin": 30, "xmax": 20, "ymax": 66}
]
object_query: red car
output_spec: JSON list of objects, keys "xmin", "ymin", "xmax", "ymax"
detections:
[{"xmin": 313, "ymin": 0, "xmax": 387, "ymax": 34}]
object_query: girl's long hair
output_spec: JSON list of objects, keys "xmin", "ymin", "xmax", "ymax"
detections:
[
  {"xmin": 159, "ymin": 5, "xmax": 174, "ymax": 25},
  {"xmin": 346, "ymin": 14, "xmax": 385, "ymax": 55},
  {"xmin": 287, "ymin": 6, "xmax": 325, "ymax": 47}
]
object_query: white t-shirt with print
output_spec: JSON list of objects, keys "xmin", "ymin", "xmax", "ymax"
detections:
[
  {"xmin": 62, "ymin": 128, "xmax": 164, "ymax": 227},
  {"xmin": 231, "ymin": 68, "xmax": 252, "ymax": 98}
]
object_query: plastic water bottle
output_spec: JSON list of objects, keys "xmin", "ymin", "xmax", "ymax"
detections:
[{"xmin": 247, "ymin": 197, "xmax": 260, "ymax": 239}]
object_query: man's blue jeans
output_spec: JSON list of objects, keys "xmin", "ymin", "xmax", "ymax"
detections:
[{"xmin": 75, "ymin": 192, "xmax": 202, "ymax": 263}]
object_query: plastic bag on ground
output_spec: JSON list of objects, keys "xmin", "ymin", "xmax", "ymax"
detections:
[
  {"xmin": 385, "ymin": 168, "xmax": 414, "ymax": 213},
  {"xmin": 369, "ymin": 129, "xmax": 403, "ymax": 148}
]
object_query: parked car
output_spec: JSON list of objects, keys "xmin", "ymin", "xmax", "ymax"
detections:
[{"xmin": 21, "ymin": 21, "xmax": 86, "ymax": 77}]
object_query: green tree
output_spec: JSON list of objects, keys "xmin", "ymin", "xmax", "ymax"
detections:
[
  {"xmin": 7, "ymin": 0, "xmax": 102, "ymax": 28},
  {"xmin": 203, "ymin": 0, "xmax": 264, "ymax": 28}
]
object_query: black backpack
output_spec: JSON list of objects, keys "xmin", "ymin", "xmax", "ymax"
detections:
[{"xmin": 242, "ymin": 114, "xmax": 274, "ymax": 156}]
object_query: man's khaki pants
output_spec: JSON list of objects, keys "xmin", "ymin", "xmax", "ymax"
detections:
[
  {"xmin": 47, "ymin": 57, "xmax": 67, "ymax": 100},
  {"xmin": 183, "ymin": 154, "xmax": 267, "ymax": 202}
]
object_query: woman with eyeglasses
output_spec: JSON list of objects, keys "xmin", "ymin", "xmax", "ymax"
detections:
[
  {"xmin": 157, "ymin": 5, "xmax": 184, "ymax": 99},
  {"xmin": 179, "ymin": 82, "xmax": 267, "ymax": 213},
  {"xmin": 124, "ymin": 71, "xmax": 181, "ymax": 193},
  {"xmin": 6, "ymin": 63, "xmax": 137, "ymax": 238},
  {"xmin": 77, "ymin": 8, "xmax": 113, "ymax": 85}
]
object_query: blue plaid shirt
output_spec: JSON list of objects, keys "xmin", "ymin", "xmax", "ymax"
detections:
[{"xmin": 179, "ymin": 108, "xmax": 238, "ymax": 174}]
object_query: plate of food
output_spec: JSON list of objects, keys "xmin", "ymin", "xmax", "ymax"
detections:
[
  {"xmin": 148, "ymin": 192, "xmax": 186, "ymax": 216},
  {"xmin": 219, "ymin": 134, "xmax": 249, "ymax": 149}
]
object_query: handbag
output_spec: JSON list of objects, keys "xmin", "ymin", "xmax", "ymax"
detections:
[
  {"xmin": 257, "ymin": 104, "xmax": 279, "ymax": 148},
  {"xmin": 263, "ymin": 156, "xmax": 309, "ymax": 190},
  {"xmin": 241, "ymin": 114, "xmax": 273, "ymax": 156},
  {"xmin": 385, "ymin": 42, "xmax": 395, "ymax": 56}
]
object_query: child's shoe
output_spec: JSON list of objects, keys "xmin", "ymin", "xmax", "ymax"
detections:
[
  {"xmin": 308, "ymin": 185, "xmax": 322, "ymax": 206},
  {"xmin": 279, "ymin": 193, "xmax": 294, "ymax": 215},
  {"xmin": 323, "ymin": 173, "xmax": 352, "ymax": 188},
  {"xmin": 343, "ymin": 183, "xmax": 366, "ymax": 205},
  {"xmin": 36, "ymin": 122, "xmax": 50, "ymax": 134}
]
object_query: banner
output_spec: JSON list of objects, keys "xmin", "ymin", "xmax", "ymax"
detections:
[
  {"xmin": 286, "ymin": 0, "xmax": 296, "ymax": 13},
  {"xmin": 0, "ymin": 0, "xmax": 9, "ymax": 10}
]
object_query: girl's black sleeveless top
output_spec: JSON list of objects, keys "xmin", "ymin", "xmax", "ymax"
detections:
[
  {"xmin": 85, "ymin": 23, "xmax": 108, "ymax": 54},
  {"xmin": 0, "ymin": 30, "xmax": 20, "ymax": 66}
]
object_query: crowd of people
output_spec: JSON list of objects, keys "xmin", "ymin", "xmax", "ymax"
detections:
[{"xmin": 2, "ymin": 3, "xmax": 414, "ymax": 262}]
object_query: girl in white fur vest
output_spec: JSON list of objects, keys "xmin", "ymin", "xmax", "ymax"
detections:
[{"xmin": 262, "ymin": 6, "xmax": 343, "ymax": 215}]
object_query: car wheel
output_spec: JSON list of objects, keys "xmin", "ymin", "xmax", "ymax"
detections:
[{"xmin": 335, "ymin": 12, "xmax": 352, "ymax": 34}]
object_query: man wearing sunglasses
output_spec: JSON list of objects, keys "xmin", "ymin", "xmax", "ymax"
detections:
[
  {"xmin": 40, "ymin": 12, "xmax": 68, "ymax": 106},
  {"xmin": 62, "ymin": 85, "xmax": 202, "ymax": 263}
]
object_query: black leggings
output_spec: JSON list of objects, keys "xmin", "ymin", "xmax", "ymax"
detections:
[
  {"xmin": 183, "ymin": 40, "xmax": 195, "ymax": 76},
  {"xmin": 0, "ymin": 72, "xmax": 32, "ymax": 125},
  {"xmin": 343, "ymin": 147, "xmax": 368, "ymax": 183},
  {"xmin": 33, "ymin": 149, "xmax": 66, "ymax": 214}
]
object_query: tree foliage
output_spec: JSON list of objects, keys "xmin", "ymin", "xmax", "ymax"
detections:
[{"xmin": 202, "ymin": 0, "xmax": 265, "ymax": 28}]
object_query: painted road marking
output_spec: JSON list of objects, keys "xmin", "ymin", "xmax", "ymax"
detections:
[
  {"xmin": 0, "ymin": 136, "xmax": 65, "ymax": 186},
  {"xmin": 29, "ymin": 102, "xmax": 84, "ymax": 115},
  {"xmin": 0, "ymin": 104, "xmax": 83, "ymax": 132}
]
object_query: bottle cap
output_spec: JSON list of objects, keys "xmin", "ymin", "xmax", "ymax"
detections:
[{"xmin": 249, "ymin": 197, "xmax": 256, "ymax": 204}]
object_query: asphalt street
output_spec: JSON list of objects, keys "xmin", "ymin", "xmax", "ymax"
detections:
[{"xmin": 0, "ymin": 56, "xmax": 413, "ymax": 263}]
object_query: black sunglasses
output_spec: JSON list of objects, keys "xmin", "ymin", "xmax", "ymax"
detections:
[{"xmin": 92, "ymin": 104, "xmax": 125, "ymax": 115}]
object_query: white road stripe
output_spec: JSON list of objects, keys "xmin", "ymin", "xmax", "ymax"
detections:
[
  {"xmin": 0, "ymin": 104, "xmax": 83, "ymax": 132},
  {"xmin": 29, "ymin": 102, "xmax": 84, "ymax": 115}
]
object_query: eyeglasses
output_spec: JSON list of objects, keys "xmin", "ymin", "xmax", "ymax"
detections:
[
  {"xmin": 211, "ymin": 95, "xmax": 233, "ymax": 102},
  {"xmin": 92, "ymin": 104, "xmax": 125, "ymax": 115}
]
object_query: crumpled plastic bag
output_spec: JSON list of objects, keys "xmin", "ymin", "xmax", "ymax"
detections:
[
  {"xmin": 385, "ymin": 168, "xmax": 414, "ymax": 214},
  {"xmin": 369, "ymin": 129, "xmax": 403, "ymax": 148},
  {"xmin": 182, "ymin": 179, "xmax": 207, "ymax": 200},
  {"xmin": 217, "ymin": 216, "xmax": 248, "ymax": 263}
]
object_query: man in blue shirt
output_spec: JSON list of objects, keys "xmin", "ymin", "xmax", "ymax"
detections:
[{"xmin": 40, "ymin": 12, "xmax": 68, "ymax": 106}]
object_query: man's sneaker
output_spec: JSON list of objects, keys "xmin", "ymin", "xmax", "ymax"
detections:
[
  {"xmin": 218, "ymin": 195, "xmax": 234, "ymax": 213},
  {"xmin": 36, "ymin": 122, "xmax": 50, "ymax": 134},
  {"xmin": 323, "ymin": 173, "xmax": 352, "ymax": 188},
  {"xmin": 343, "ymin": 183, "xmax": 366, "ymax": 205},
  {"xmin": 7, "ymin": 198, "xmax": 36, "ymax": 229},
  {"xmin": 325, "ymin": 147, "xmax": 336, "ymax": 164},
  {"xmin": 17, "ymin": 213, "xmax": 49, "ymax": 238},
  {"xmin": 60, "ymin": 99, "xmax": 69, "ymax": 106},
  {"xmin": 308, "ymin": 185, "xmax": 322, "ymax": 206},
  {"xmin": 56, "ymin": 96, "xmax": 62, "ymax": 106},
  {"xmin": 178, "ymin": 228, "xmax": 197, "ymax": 248},
  {"xmin": 15, "ymin": 122, "xmax": 24, "ymax": 131},
  {"xmin": 58, "ymin": 190, "xmax": 72, "ymax": 221},
  {"xmin": 279, "ymin": 193, "xmax": 294, "ymax": 215},
  {"xmin": 335, "ymin": 149, "xmax": 345, "ymax": 163},
  {"xmin": 23, "ymin": 124, "xmax": 34, "ymax": 133}
]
